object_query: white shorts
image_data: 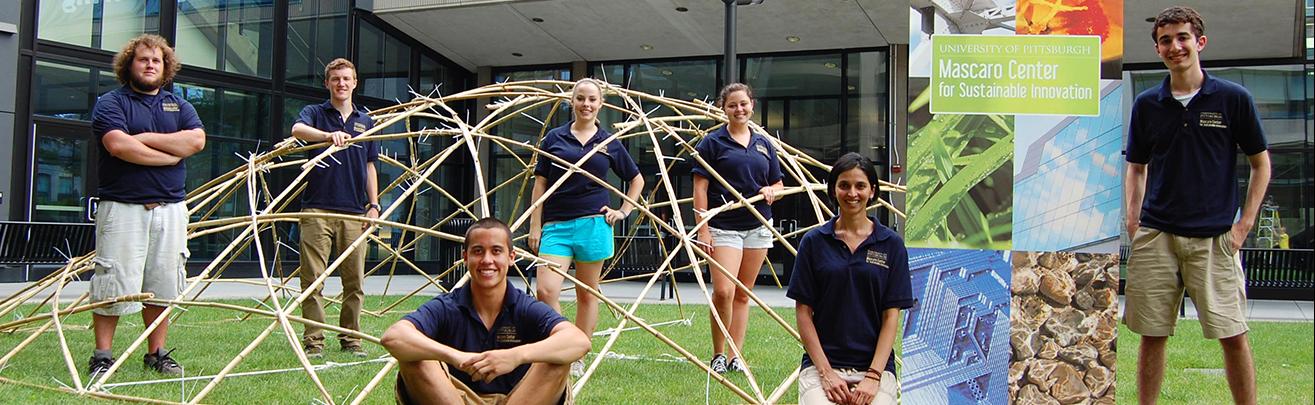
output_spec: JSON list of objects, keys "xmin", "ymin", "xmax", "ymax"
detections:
[
  {"xmin": 90, "ymin": 201, "xmax": 189, "ymax": 316},
  {"xmin": 710, "ymin": 225, "xmax": 775, "ymax": 250}
]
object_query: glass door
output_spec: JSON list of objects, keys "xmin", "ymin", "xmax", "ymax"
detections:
[{"xmin": 31, "ymin": 119, "xmax": 97, "ymax": 223}]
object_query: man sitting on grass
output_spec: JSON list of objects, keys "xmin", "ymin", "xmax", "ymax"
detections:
[{"xmin": 381, "ymin": 217, "xmax": 589, "ymax": 405}]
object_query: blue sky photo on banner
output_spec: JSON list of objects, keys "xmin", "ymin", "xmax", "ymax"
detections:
[{"xmin": 904, "ymin": 1, "xmax": 1123, "ymax": 404}]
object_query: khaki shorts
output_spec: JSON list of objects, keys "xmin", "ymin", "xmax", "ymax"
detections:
[
  {"xmin": 90, "ymin": 201, "xmax": 189, "ymax": 316},
  {"xmin": 394, "ymin": 363, "xmax": 569, "ymax": 405},
  {"xmin": 1123, "ymin": 227, "xmax": 1248, "ymax": 339},
  {"xmin": 799, "ymin": 365, "xmax": 897, "ymax": 405}
]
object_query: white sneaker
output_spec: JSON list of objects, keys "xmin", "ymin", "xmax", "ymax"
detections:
[{"xmin": 571, "ymin": 360, "xmax": 585, "ymax": 377}]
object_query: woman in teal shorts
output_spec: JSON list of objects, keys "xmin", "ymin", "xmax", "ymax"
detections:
[{"xmin": 529, "ymin": 78, "xmax": 645, "ymax": 376}]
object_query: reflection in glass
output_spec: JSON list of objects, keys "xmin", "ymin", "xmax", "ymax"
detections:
[
  {"xmin": 745, "ymin": 54, "xmax": 842, "ymax": 98},
  {"xmin": 358, "ymin": 22, "xmax": 411, "ymax": 102},
  {"xmin": 177, "ymin": 0, "xmax": 274, "ymax": 77},
  {"xmin": 34, "ymin": 61, "xmax": 93, "ymax": 121},
  {"xmin": 175, "ymin": 82, "xmax": 270, "ymax": 141},
  {"xmin": 786, "ymin": 99, "xmax": 842, "ymax": 160},
  {"xmin": 38, "ymin": 0, "xmax": 159, "ymax": 51},
  {"xmin": 33, "ymin": 136, "xmax": 88, "ymax": 223},
  {"xmin": 287, "ymin": 0, "xmax": 350, "ymax": 86},
  {"xmin": 185, "ymin": 139, "xmax": 254, "ymax": 261}
]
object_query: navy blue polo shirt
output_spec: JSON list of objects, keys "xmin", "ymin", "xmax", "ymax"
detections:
[
  {"xmin": 402, "ymin": 283, "xmax": 567, "ymax": 395},
  {"xmin": 1126, "ymin": 72, "xmax": 1268, "ymax": 237},
  {"xmin": 690, "ymin": 127, "xmax": 784, "ymax": 231},
  {"xmin": 296, "ymin": 101, "xmax": 379, "ymax": 214},
  {"xmin": 532, "ymin": 122, "xmax": 641, "ymax": 223},
  {"xmin": 786, "ymin": 217, "xmax": 914, "ymax": 374},
  {"xmin": 92, "ymin": 86, "xmax": 204, "ymax": 203}
]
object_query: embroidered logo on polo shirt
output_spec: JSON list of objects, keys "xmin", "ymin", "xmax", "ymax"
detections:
[
  {"xmin": 161, "ymin": 102, "xmax": 180, "ymax": 112},
  {"xmin": 494, "ymin": 325, "xmax": 520, "ymax": 344},
  {"xmin": 755, "ymin": 143, "xmax": 770, "ymax": 157},
  {"xmin": 866, "ymin": 249, "xmax": 888, "ymax": 269},
  {"xmin": 1199, "ymin": 112, "xmax": 1227, "ymax": 129},
  {"xmin": 353, "ymin": 122, "xmax": 369, "ymax": 133}
]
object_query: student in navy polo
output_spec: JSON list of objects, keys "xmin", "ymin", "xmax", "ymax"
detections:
[
  {"xmin": 88, "ymin": 34, "xmax": 205, "ymax": 379},
  {"xmin": 691, "ymin": 82, "xmax": 784, "ymax": 374},
  {"xmin": 1123, "ymin": 7, "xmax": 1269, "ymax": 405},
  {"xmin": 290, "ymin": 58, "xmax": 381, "ymax": 358},
  {"xmin": 528, "ymin": 78, "xmax": 644, "ymax": 376},
  {"xmin": 787, "ymin": 153, "xmax": 912, "ymax": 405},
  {"xmin": 382, "ymin": 217, "xmax": 589, "ymax": 405}
]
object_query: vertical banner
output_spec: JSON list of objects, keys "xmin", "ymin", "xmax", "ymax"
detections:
[{"xmin": 905, "ymin": 1, "xmax": 1122, "ymax": 404}]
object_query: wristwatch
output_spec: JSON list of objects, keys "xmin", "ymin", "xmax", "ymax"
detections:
[{"xmin": 366, "ymin": 203, "xmax": 381, "ymax": 212}]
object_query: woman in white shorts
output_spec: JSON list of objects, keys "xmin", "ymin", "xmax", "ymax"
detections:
[{"xmin": 691, "ymin": 82, "xmax": 784, "ymax": 374}]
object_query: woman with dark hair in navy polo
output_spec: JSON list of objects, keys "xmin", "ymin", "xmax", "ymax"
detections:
[
  {"xmin": 787, "ymin": 153, "xmax": 912, "ymax": 405},
  {"xmin": 692, "ymin": 82, "xmax": 785, "ymax": 374},
  {"xmin": 529, "ymin": 78, "xmax": 645, "ymax": 377}
]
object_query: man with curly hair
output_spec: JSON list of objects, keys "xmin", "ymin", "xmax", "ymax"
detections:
[{"xmin": 87, "ymin": 34, "xmax": 206, "ymax": 378}]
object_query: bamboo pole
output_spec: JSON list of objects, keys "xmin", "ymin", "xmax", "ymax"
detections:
[{"xmin": 0, "ymin": 80, "xmax": 907, "ymax": 403}]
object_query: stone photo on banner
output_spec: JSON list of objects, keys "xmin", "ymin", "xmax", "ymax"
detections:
[{"xmin": 1008, "ymin": 251, "xmax": 1119, "ymax": 404}]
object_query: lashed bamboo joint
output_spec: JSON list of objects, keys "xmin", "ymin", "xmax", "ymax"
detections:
[{"xmin": 0, "ymin": 80, "xmax": 903, "ymax": 404}]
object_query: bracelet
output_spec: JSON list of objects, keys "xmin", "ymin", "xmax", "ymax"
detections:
[{"xmin": 865, "ymin": 368, "xmax": 882, "ymax": 381}]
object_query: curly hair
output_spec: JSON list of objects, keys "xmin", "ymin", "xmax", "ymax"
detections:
[
  {"xmin": 1152, "ymin": 6, "xmax": 1205, "ymax": 40},
  {"xmin": 112, "ymin": 34, "xmax": 180, "ymax": 86}
]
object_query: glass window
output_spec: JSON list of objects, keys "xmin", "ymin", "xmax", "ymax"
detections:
[
  {"xmin": 744, "ymin": 54, "xmax": 843, "ymax": 98},
  {"xmin": 358, "ymin": 21, "xmax": 412, "ymax": 102},
  {"xmin": 284, "ymin": 97, "xmax": 322, "ymax": 137},
  {"xmin": 177, "ymin": 0, "xmax": 275, "ymax": 77},
  {"xmin": 419, "ymin": 54, "xmax": 449, "ymax": 95},
  {"xmin": 787, "ymin": 98, "xmax": 842, "ymax": 159},
  {"xmin": 846, "ymin": 51, "xmax": 889, "ymax": 160},
  {"xmin": 286, "ymin": 0, "xmax": 351, "ymax": 87},
  {"xmin": 38, "ymin": 0, "xmax": 159, "ymax": 51},
  {"xmin": 185, "ymin": 138, "xmax": 254, "ymax": 261},
  {"xmin": 34, "ymin": 61, "xmax": 94, "ymax": 121},
  {"xmin": 32, "ymin": 135, "xmax": 89, "ymax": 222},
  {"xmin": 175, "ymin": 82, "xmax": 270, "ymax": 141}
]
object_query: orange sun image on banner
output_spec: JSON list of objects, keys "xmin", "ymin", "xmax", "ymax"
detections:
[{"xmin": 1016, "ymin": 0, "xmax": 1124, "ymax": 65}]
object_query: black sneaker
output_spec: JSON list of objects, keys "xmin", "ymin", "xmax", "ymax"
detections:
[
  {"xmin": 709, "ymin": 353, "xmax": 728, "ymax": 374},
  {"xmin": 728, "ymin": 357, "xmax": 746, "ymax": 373},
  {"xmin": 88, "ymin": 354, "xmax": 115, "ymax": 379},
  {"xmin": 144, "ymin": 348, "xmax": 183, "ymax": 376}
]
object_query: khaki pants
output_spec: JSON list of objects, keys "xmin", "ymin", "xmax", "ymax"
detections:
[
  {"xmin": 299, "ymin": 208, "xmax": 366, "ymax": 348},
  {"xmin": 799, "ymin": 366, "xmax": 897, "ymax": 405},
  {"xmin": 1124, "ymin": 227, "xmax": 1249, "ymax": 339}
]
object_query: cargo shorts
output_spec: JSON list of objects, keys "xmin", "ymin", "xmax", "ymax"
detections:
[
  {"xmin": 90, "ymin": 200, "xmax": 189, "ymax": 316},
  {"xmin": 1123, "ymin": 227, "xmax": 1248, "ymax": 339}
]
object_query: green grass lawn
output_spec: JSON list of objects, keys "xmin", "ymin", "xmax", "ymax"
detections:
[
  {"xmin": 1115, "ymin": 320, "xmax": 1314, "ymax": 405},
  {"xmin": 0, "ymin": 295, "xmax": 810, "ymax": 404},
  {"xmin": 1, "ymin": 294, "xmax": 1310, "ymax": 404}
]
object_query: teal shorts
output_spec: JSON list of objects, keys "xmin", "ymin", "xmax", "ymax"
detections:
[{"xmin": 540, "ymin": 215, "xmax": 614, "ymax": 263}]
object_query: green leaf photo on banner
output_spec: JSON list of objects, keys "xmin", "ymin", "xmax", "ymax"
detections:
[{"xmin": 906, "ymin": 79, "xmax": 1013, "ymax": 250}]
